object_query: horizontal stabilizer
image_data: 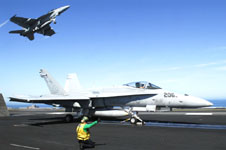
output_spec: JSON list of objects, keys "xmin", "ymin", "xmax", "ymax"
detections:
[
  {"xmin": 9, "ymin": 30, "xmax": 24, "ymax": 34},
  {"xmin": 9, "ymin": 30, "xmax": 34, "ymax": 40},
  {"xmin": 0, "ymin": 94, "xmax": 9, "ymax": 117}
]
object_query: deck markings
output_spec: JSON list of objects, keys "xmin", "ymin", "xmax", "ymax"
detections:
[
  {"xmin": 145, "ymin": 122, "xmax": 226, "ymax": 130},
  {"xmin": 185, "ymin": 113, "xmax": 213, "ymax": 115},
  {"xmin": 10, "ymin": 144, "xmax": 40, "ymax": 150}
]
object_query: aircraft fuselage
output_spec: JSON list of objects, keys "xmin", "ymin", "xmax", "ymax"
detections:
[{"xmin": 90, "ymin": 86, "xmax": 212, "ymax": 109}]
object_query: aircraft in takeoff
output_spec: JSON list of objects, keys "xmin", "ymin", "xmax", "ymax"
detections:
[
  {"xmin": 9, "ymin": 5, "xmax": 70, "ymax": 40},
  {"xmin": 10, "ymin": 69, "xmax": 213, "ymax": 124}
]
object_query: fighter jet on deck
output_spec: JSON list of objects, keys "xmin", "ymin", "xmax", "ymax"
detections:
[
  {"xmin": 10, "ymin": 69, "xmax": 213, "ymax": 124},
  {"xmin": 9, "ymin": 5, "xmax": 70, "ymax": 40}
]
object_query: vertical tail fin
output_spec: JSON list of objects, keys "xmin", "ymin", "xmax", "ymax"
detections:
[
  {"xmin": 0, "ymin": 94, "xmax": 9, "ymax": 117},
  {"xmin": 64, "ymin": 73, "xmax": 81, "ymax": 94},
  {"xmin": 39, "ymin": 69, "xmax": 65, "ymax": 95}
]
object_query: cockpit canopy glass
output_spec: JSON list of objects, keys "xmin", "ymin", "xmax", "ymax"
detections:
[{"xmin": 123, "ymin": 81, "xmax": 161, "ymax": 89}]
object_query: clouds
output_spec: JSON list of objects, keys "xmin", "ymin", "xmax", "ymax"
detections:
[
  {"xmin": 194, "ymin": 60, "xmax": 226, "ymax": 72},
  {"xmin": 155, "ymin": 59, "xmax": 226, "ymax": 73},
  {"xmin": 194, "ymin": 62, "xmax": 218, "ymax": 68},
  {"xmin": 144, "ymin": 59, "xmax": 226, "ymax": 97},
  {"xmin": 0, "ymin": 19, "xmax": 9, "ymax": 28},
  {"xmin": 195, "ymin": 60, "xmax": 226, "ymax": 67},
  {"xmin": 215, "ymin": 66, "xmax": 226, "ymax": 71}
]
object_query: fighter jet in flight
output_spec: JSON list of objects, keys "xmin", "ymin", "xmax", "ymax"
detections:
[
  {"xmin": 9, "ymin": 5, "xmax": 70, "ymax": 40},
  {"xmin": 10, "ymin": 69, "xmax": 213, "ymax": 124}
]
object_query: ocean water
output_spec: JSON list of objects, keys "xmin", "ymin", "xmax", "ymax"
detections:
[
  {"xmin": 7, "ymin": 103, "xmax": 52, "ymax": 108},
  {"xmin": 7, "ymin": 99, "xmax": 226, "ymax": 108},
  {"xmin": 209, "ymin": 99, "xmax": 226, "ymax": 107}
]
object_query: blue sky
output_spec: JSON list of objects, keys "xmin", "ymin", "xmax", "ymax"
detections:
[{"xmin": 1, "ymin": 0, "xmax": 226, "ymax": 104}]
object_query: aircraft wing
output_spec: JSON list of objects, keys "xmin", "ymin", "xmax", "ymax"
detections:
[
  {"xmin": 37, "ymin": 25, "xmax": 55, "ymax": 36},
  {"xmin": 10, "ymin": 95, "xmax": 90, "ymax": 104},
  {"xmin": 10, "ymin": 15, "xmax": 36, "ymax": 28}
]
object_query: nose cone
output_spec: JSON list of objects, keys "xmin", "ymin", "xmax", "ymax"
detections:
[
  {"xmin": 204, "ymin": 100, "xmax": 213, "ymax": 107},
  {"xmin": 200, "ymin": 98, "xmax": 213, "ymax": 107},
  {"xmin": 56, "ymin": 5, "xmax": 70, "ymax": 15},
  {"xmin": 190, "ymin": 97, "xmax": 213, "ymax": 107},
  {"xmin": 61, "ymin": 5, "xmax": 70, "ymax": 11},
  {"xmin": 181, "ymin": 95, "xmax": 213, "ymax": 108}
]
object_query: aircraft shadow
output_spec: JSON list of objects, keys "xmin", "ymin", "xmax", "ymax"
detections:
[
  {"xmin": 26, "ymin": 116, "xmax": 203, "ymax": 127},
  {"xmin": 28, "ymin": 117, "xmax": 81, "ymax": 127},
  {"xmin": 144, "ymin": 119, "xmax": 203, "ymax": 125},
  {"xmin": 82, "ymin": 143, "xmax": 106, "ymax": 149}
]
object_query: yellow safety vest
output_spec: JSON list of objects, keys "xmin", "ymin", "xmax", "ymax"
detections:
[{"xmin": 76, "ymin": 123, "xmax": 90, "ymax": 140}]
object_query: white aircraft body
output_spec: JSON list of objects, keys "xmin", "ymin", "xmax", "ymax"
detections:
[
  {"xmin": 9, "ymin": 5, "xmax": 70, "ymax": 40},
  {"xmin": 10, "ymin": 69, "xmax": 213, "ymax": 124}
]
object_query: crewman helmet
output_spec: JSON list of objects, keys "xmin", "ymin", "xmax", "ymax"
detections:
[{"xmin": 81, "ymin": 116, "xmax": 89, "ymax": 123}]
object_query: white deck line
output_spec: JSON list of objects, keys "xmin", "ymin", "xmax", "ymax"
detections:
[
  {"xmin": 10, "ymin": 144, "xmax": 40, "ymax": 150},
  {"xmin": 185, "ymin": 113, "xmax": 213, "ymax": 115}
]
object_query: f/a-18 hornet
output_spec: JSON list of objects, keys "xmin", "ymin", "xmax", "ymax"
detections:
[
  {"xmin": 9, "ymin": 5, "xmax": 70, "ymax": 40},
  {"xmin": 10, "ymin": 69, "xmax": 213, "ymax": 124}
]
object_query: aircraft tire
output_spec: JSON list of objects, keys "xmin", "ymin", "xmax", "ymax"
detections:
[
  {"xmin": 65, "ymin": 114, "xmax": 73, "ymax": 123},
  {"xmin": 130, "ymin": 117, "xmax": 137, "ymax": 124}
]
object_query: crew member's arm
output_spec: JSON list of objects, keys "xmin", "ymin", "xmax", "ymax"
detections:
[{"xmin": 83, "ymin": 121, "xmax": 98, "ymax": 132}]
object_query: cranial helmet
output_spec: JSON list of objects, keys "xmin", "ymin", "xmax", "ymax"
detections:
[{"xmin": 81, "ymin": 116, "xmax": 89, "ymax": 123}]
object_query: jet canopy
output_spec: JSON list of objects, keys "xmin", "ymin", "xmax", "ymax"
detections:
[{"xmin": 123, "ymin": 81, "xmax": 161, "ymax": 89}]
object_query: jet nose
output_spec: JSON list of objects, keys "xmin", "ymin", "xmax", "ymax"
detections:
[
  {"xmin": 57, "ymin": 5, "xmax": 70, "ymax": 15},
  {"xmin": 183, "ymin": 96, "xmax": 213, "ymax": 107},
  {"xmin": 62, "ymin": 5, "xmax": 70, "ymax": 11},
  {"xmin": 195, "ymin": 97, "xmax": 213, "ymax": 107},
  {"xmin": 205, "ymin": 101, "xmax": 213, "ymax": 107}
]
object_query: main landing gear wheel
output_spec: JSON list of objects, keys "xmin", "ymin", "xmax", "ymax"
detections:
[
  {"xmin": 130, "ymin": 117, "xmax": 137, "ymax": 124},
  {"xmin": 65, "ymin": 115, "xmax": 73, "ymax": 123}
]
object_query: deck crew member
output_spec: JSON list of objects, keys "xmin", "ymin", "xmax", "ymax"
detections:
[{"xmin": 76, "ymin": 116, "xmax": 98, "ymax": 150}]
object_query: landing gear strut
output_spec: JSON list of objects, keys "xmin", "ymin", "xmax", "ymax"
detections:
[{"xmin": 124, "ymin": 109, "xmax": 145, "ymax": 125}]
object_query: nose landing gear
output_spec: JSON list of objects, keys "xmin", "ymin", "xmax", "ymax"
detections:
[{"xmin": 124, "ymin": 108, "xmax": 145, "ymax": 125}]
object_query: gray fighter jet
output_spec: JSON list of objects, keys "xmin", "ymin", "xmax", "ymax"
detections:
[
  {"xmin": 10, "ymin": 69, "xmax": 213, "ymax": 124},
  {"xmin": 9, "ymin": 5, "xmax": 70, "ymax": 40}
]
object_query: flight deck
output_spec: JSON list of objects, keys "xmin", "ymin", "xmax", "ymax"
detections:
[{"xmin": 0, "ymin": 109, "xmax": 226, "ymax": 150}]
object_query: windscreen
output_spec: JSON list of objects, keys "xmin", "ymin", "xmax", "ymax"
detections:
[{"xmin": 123, "ymin": 81, "xmax": 161, "ymax": 89}]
